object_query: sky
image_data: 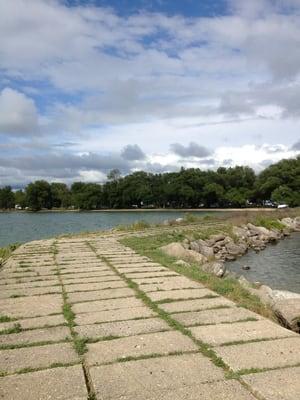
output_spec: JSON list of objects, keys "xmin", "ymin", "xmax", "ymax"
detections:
[{"xmin": 0, "ymin": 0, "xmax": 300, "ymax": 188}]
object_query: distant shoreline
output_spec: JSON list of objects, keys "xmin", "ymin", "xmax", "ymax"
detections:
[{"xmin": 0, "ymin": 208, "xmax": 279, "ymax": 213}]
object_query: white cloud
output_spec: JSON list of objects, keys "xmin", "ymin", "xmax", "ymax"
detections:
[{"xmin": 0, "ymin": 88, "xmax": 38, "ymax": 135}]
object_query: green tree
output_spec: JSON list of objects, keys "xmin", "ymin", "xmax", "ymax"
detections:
[
  {"xmin": 0, "ymin": 186, "xmax": 15, "ymax": 209},
  {"xmin": 25, "ymin": 181, "xmax": 52, "ymax": 211},
  {"xmin": 51, "ymin": 183, "xmax": 71, "ymax": 208}
]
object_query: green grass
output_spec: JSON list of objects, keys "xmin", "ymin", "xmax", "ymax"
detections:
[
  {"xmin": 121, "ymin": 234, "xmax": 275, "ymax": 320},
  {"xmin": 115, "ymin": 220, "xmax": 151, "ymax": 232},
  {"xmin": 0, "ymin": 323, "xmax": 22, "ymax": 335},
  {"xmin": 0, "ymin": 243, "xmax": 20, "ymax": 264},
  {"xmin": 254, "ymin": 216, "xmax": 285, "ymax": 231},
  {"xmin": 0, "ymin": 315, "xmax": 16, "ymax": 323}
]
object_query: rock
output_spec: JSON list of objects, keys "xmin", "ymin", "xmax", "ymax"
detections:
[
  {"xmin": 247, "ymin": 223, "xmax": 271, "ymax": 237},
  {"xmin": 270, "ymin": 291, "xmax": 300, "ymax": 333},
  {"xmin": 232, "ymin": 226, "xmax": 249, "ymax": 240},
  {"xmin": 242, "ymin": 265, "xmax": 250, "ymax": 270},
  {"xmin": 162, "ymin": 220, "xmax": 170, "ymax": 226},
  {"xmin": 200, "ymin": 261, "xmax": 226, "ymax": 277},
  {"xmin": 225, "ymin": 242, "xmax": 247, "ymax": 256},
  {"xmin": 175, "ymin": 259, "xmax": 190, "ymax": 268},
  {"xmin": 281, "ymin": 217, "xmax": 300, "ymax": 231},
  {"xmin": 197, "ymin": 240, "xmax": 214, "ymax": 258},
  {"xmin": 0, "ymin": 257, "xmax": 3, "ymax": 266},
  {"xmin": 205, "ymin": 234, "xmax": 226, "ymax": 246},
  {"xmin": 190, "ymin": 241, "xmax": 200, "ymax": 252},
  {"xmin": 160, "ymin": 243, "xmax": 207, "ymax": 265},
  {"xmin": 175, "ymin": 218, "xmax": 184, "ymax": 223}
]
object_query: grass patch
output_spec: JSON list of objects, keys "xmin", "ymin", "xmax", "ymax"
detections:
[
  {"xmin": 0, "ymin": 315, "xmax": 16, "ymax": 323},
  {"xmin": 0, "ymin": 243, "xmax": 20, "ymax": 264},
  {"xmin": 121, "ymin": 234, "xmax": 275, "ymax": 320},
  {"xmin": 115, "ymin": 220, "xmax": 151, "ymax": 232},
  {"xmin": 254, "ymin": 216, "xmax": 285, "ymax": 231},
  {"xmin": 0, "ymin": 323, "xmax": 22, "ymax": 335}
]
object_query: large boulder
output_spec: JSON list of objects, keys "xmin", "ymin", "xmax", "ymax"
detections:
[
  {"xmin": 196, "ymin": 239, "xmax": 214, "ymax": 258},
  {"xmin": 225, "ymin": 242, "xmax": 247, "ymax": 256},
  {"xmin": 247, "ymin": 223, "xmax": 271, "ymax": 237},
  {"xmin": 160, "ymin": 243, "xmax": 207, "ymax": 265},
  {"xmin": 201, "ymin": 261, "xmax": 226, "ymax": 277},
  {"xmin": 270, "ymin": 291, "xmax": 300, "ymax": 333},
  {"xmin": 205, "ymin": 234, "xmax": 226, "ymax": 247},
  {"xmin": 281, "ymin": 217, "xmax": 300, "ymax": 231},
  {"xmin": 232, "ymin": 226, "xmax": 249, "ymax": 240}
]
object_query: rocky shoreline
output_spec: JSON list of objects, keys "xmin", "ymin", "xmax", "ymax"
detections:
[{"xmin": 160, "ymin": 216, "xmax": 300, "ymax": 332}]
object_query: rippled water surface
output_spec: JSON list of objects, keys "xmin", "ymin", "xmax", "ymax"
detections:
[
  {"xmin": 0, "ymin": 210, "xmax": 218, "ymax": 247},
  {"xmin": 227, "ymin": 233, "xmax": 300, "ymax": 293}
]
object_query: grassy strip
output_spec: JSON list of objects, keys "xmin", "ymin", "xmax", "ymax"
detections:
[
  {"xmin": 0, "ymin": 243, "xmax": 20, "ymax": 265},
  {"xmin": 121, "ymin": 233, "xmax": 275, "ymax": 320},
  {"xmin": 51, "ymin": 242, "xmax": 88, "ymax": 356}
]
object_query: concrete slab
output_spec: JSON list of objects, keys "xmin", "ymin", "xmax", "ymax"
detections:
[
  {"xmin": 215, "ymin": 337, "xmax": 300, "ymax": 371},
  {"xmin": 148, "ymin": 288, "xmax": 213, "ymax": 302},
  {"xmin": 0, "ymin": 294, "xmax": 63, "ymax": 318},
  {"xmin": 17, "ymin": 314, "xmax": 66, "ymax": 330},
  {"xmin": 173, "ymin": 307, "xmax": 261, "ymax": 327},
  {"xmin": 60, "ymin": 271, "xmax": 116, "ymax": 279},
  {"xmin": 141, "ymin": 278, "xmax": 202, "ymax": 292},
  {"xmin": 243, "ymin": 366, "xmax": 300, "ymax": 400},
  {"xmin": 68, "ymin": 287, "xmax": 135, "ymax": 303},
  {"xmin": 114, "ymin": 262, "xmax": 161, "ymax": 269},
  {"xmin": 139, "ymin": 381, "xmax": 256, "ymax": 400},
  {"xmin": 117, "ymin": 266, "xmax": 168, "ymax": 273},
  {"xmin": 75, "ymin": 317, "xmax": 170, "ymax": 339},
  {"xmin": 89, "ymin": 353, "xmax": 224, "ymax": 399},
  {"xmin": 63, "ymin": 276, "xmax": 121, "ymax": 285},
  {"xmin": 0, "ymin": 326, "xmax": 70, "ymax": 347},
  {"xmin": 0, "ymin": 343, "xmax": 79, "ymax": 374},
  {"xmin": 72, "ymin": 297, "xmax": 143, "ymax": 314},
  {"xmin": 191, "ymin": 320, "xmax": 296, "ymax": 346},
  {"xmin": 0, "ymin": 286, "xmax": 62, "ymax": 299},
  {"xmin": 0, "ymin": 365, "xmax": 87, "ymax": 400},
  {"xmin": 75, "ymin": 306, "xmax": 156, "ymax": 325},
  {"xmin": 64, "ymin": 281, "xmax": 126, "ymax": 293},
  {"xmin": 86, "ymin": 331, "xmax": 197, "ymax": 365},
  {"xmin": 126, "ymin": 271, "xmax": 179, "ymax": 279},
  {"xmin": 160, "ymin": 297, "xmax": 235, "ymax": 313}
]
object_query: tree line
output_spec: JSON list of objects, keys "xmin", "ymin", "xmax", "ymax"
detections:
[{"xmin": 0, "ymin": 157, "xmax": 299, "ymax": 211}]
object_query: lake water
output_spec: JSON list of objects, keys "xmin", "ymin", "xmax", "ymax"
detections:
[
  {"xmin": 1, "ymin": 211, "xmax": 299, "ymax": 293},
  {"xmin": 226, "ymin": 233, "xmax": 300, "ymax": 293},
  {"xmin": 0, "ymin": 210, "xmax": 217, "ymax": 247}
]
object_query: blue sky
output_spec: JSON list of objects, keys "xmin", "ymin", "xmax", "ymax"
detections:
[{"xmin": 0, "ymin": 0, "xmax": 299, "ymax": 187}]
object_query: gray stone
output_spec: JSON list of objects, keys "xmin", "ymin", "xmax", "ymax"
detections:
[
  {"xmin": 160, "ymin": 243, "xmax": 207, "ymax": 264},
  {"xmin": 200, "ymin": 261, "xmax": 226, "ymax": 277}
]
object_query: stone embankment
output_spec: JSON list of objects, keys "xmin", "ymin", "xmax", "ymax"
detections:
[
  {"xmin": 0, "ymin": 234, "xmax": 300, "ymax": 399},
  {"xmin": 160, "ymin": 216, "xmax": 300, "ymax": 332}
]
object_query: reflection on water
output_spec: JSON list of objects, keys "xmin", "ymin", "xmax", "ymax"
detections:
[
  {"xmin": 0, "ymin": 210, "xmax": 219, "ymax": 247},
  {"xmin": 226, "ymin": 233, "xmax": 300, "ymax": 293}
]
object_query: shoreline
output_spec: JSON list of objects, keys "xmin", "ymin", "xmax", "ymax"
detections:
[{"xmin": 0, "ymin": 207, "xmax": 281, "ymax": 213}]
